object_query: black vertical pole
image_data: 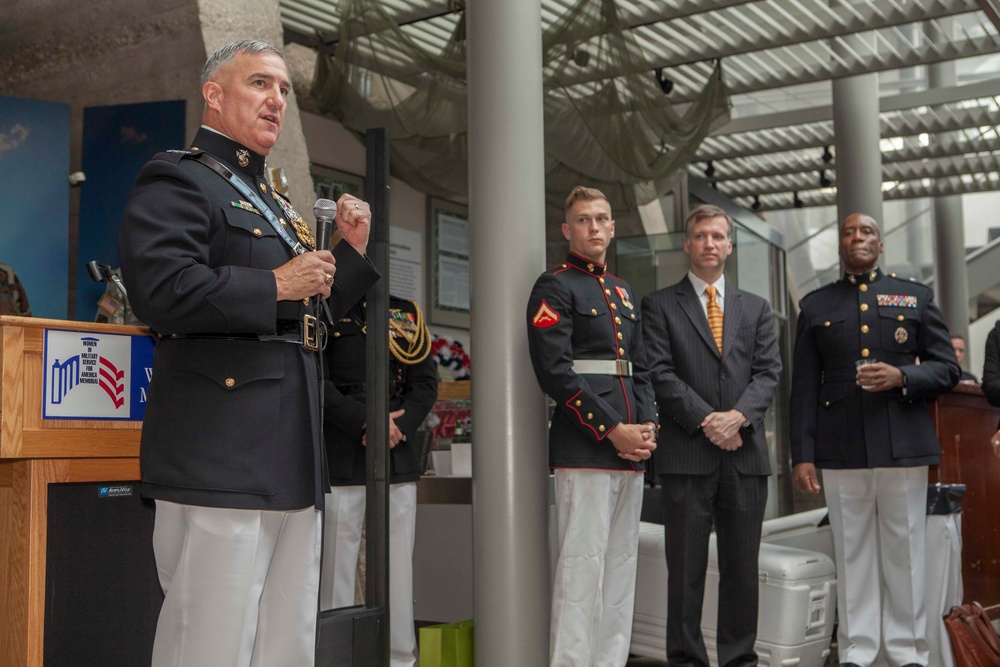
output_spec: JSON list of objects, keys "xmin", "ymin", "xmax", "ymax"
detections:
[
  {"xmin": 364, "ymin": 127, "xmax": 391, "ymax": 666},
  {"xmin": 315, "ymin": 129, "xmax": 391, "ymax": 667}
]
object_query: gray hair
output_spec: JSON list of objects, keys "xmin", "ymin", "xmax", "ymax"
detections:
[{"xmin": 201, "ymin": 40, "xmax": 284, "ymax": 86}]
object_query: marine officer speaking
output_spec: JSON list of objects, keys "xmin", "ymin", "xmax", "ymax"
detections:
[
  {"xmin": 789, "ymin": 213, "xmax": 959, "ymax": 667},
  {"xmin": 320, "ymin": 295, "xmax": 438, "ymax": 667},
  {"xmin": 526, "ymin": 185, "xmax": 658, "ymax": 667},
  {"xmin": 119, "ymin": 40, "xmax": 379, "ymax": 667}
]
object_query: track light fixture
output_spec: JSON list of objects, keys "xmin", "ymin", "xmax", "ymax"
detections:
[
  {"xmin": 572, "ymin": 48, "xmax": 590, "ymax": 67},
  {"xmin": 793, "ymin": 191, "xmax": 804, "ymax": 209},
  {"xmin": 704, "ymin": 160, "xmax": 715, "ymax": 179},
  {"xmin": 819, "ymin": 170, "xmax": 832, "ymax": 188},
  {"xmin": 653, "ymin": 67, "xmax": 674, "ymax": 95},
  {"xmin": 821, "ymin": 145, "xmax": 833, "ymax": 163},
  {"xmin": 751, "ymin": 195, "xmax": 761, "ymax": 211}
]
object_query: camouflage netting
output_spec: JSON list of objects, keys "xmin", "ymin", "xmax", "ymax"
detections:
[{"xmin": 312, "ymin": 0, "xmax": 730, "ymax": 215}]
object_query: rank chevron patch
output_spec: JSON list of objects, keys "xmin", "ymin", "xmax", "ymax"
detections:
[{"xmin": 532, "ymin": 300, "xmax": 560, "ymax": 328}]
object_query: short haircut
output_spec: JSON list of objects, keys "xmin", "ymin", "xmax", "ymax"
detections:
[
  {"xmin": 684, "ymin": 204, "xmax": 733, "ymax": 237},
  {"xmin": 840, "ymin": 213, "xmax": 882, "ymax": 238},
  {"xmin": 202, "ymin": 40, "xmax": 284, "ymax": 86},
  {"xmin": 950, "ymin": 333, "xmax": 966, "ymax": 343},
  {"xmin": 565, "ymin": 186, "xmax": 610, "ymax": 215}
]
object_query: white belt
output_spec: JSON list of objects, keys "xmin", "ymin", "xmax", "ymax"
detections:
[{"xmin": 572, "ymin": 359, "xmax": 632, "ymax": 377}]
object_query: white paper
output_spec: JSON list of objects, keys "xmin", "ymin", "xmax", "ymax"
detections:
[
  {"xmin": 389, "ymin": 226, "xmax": 423, "ymax": 303},
  {"xmin": 437, "ymin": 255, "xmax": 470, "ymax": 310}
]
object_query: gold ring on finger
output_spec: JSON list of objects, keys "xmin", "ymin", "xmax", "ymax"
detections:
[{"xmin": 324, "ymin": 273, "xmax": 334, "ymax": 286}]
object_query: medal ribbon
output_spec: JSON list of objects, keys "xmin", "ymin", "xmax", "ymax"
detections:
[{"xmin": 193, "ymin": 152, "xmax": 309, "ymax": 255}]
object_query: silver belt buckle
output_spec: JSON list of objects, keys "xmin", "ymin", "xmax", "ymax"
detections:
[
  {"xmin": 302, "ymin": 314, "xmax": 319, "ymax": 351},
  {"xmin": 616, "ymin": 359, "xmax": 632, "ymax": 376}
]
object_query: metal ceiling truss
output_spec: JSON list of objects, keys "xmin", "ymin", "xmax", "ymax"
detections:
[
  {"xmin": 716, "ymin": 150, "xmax": 1000, "ymax": 198},
  {"xmin": 735, "ymin": 169, "xmax": 1000, "ymax": 211},
  {"xmin": 703, "ymin": 131, "xmax": 1000, "ymax": 182},
  {"xmin": 277, "ymin": 0, "xmax": 1000, "ymax": 206},
  {"xmin": 548, "ymin": 1, "xmax": 979, "ymax": 92},
  {"xmin": 696, "ymin": 100, "xmax": 1000, "ymax": 161}
]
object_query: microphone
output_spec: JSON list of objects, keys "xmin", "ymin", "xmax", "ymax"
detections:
[
  {"xmin": 86, "ymin": 260, "xmax": 129, "ymax": 299},
  {"xmin": 313, "ymin": 198, "xmax": 337, "ymax": 252},
  {"xmin": 312, "ymin": 198, "xmax": 338, "ymax": 327},
  {"xmin": 86, "ymin": 260, "xmax": 107, "ymax": 282}
]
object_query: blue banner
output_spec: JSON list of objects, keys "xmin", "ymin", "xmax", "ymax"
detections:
[
  {"xmin": 0, "ymin": 95, "xmax": 70, "ymax": 319},
  {"xmin": 76, "ymin": 100, "xmax": 185, "ymax": 321}
]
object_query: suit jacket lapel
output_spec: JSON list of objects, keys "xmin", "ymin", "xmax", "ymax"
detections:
[
  {"xmin": 676, "ymin": 277, "xmax": 721, "ymax": 358},
  {"xmin": 721, "ymin": 288, "xmax": 743, "ymax": 361}
]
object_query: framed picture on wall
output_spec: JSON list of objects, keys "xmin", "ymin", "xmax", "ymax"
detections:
[
  {"xmin": 427, "ymin": 197, "xmax": 470, "ymax": 329},
  {"xmin": 310, "ymin": 164, "xmax": 364, "ymax": 202}
]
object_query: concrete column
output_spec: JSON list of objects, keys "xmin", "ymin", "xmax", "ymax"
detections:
[
  {"xmin": 928, "ymin": 19, "xmax": 970, "ymax": 340},
  {"xmin": 832, "ymin": 72, "xmax": 883, "ymax": 224},
  {"xmin": 466, "ymin": 0, "xmax": 550, "ymax": 665}
]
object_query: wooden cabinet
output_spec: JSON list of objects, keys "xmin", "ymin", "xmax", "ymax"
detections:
[{"xmin": 928, "ymin": 384, "xmax": 1000, "ymax": 609}]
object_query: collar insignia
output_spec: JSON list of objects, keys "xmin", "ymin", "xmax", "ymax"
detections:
[{"xmin": 236, "ymin": 149, "xmax": 250, "ymax": 167}]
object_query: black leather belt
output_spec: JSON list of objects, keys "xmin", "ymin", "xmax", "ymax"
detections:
[{"xmin": 166, "ymin": 316, "xmax": 321, "ymax": 351}]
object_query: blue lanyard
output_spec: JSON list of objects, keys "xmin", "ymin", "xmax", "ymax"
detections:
[{"xmin": 193, "ymin": 151, "xmax": 308, "ymax": 255}]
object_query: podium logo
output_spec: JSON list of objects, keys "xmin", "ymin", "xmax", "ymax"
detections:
[
  {"xmin": 50, "ymin": 341, "xmax": 126, "ymax": 408},
  {"xmin": 43, "ymin": 331, "xmax": 134, "ymax": 419},
  {"xmin": 98, "ymin": 485, "xmax": 134, "ymax": 498}
]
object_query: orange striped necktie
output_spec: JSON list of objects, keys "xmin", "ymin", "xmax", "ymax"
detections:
[{"xmin": 706, "ymin": 284, "xmax": 723, "ymax": 353}]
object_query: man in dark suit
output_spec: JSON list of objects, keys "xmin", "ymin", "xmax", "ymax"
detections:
[
  {"xmin": 320, "ymin": 295, "xmax": 438, "ymax": 667},
  {"xmin": 790, "ymin": 213, "xmax": 959, "ymax": 667},
  {"xmin": 119, "ymin": 40, "xmax": 379, "ymax": 667},
  {"xmin": 527, "ymin": 186, "xmax": 658, "ymax": 667},
  {"xmin": 640, "ymin": 204, "xmax": 781, "ymax": 667}
]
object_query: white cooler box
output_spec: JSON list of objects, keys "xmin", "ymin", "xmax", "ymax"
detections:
[{"xmin": 631, "ymin": 521, "xmax": 836, "ymax": 667}]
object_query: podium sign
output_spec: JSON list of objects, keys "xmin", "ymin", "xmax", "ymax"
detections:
[{"xmin": 41, "ymin": 329, "xmax": 153, "ymax": 421}]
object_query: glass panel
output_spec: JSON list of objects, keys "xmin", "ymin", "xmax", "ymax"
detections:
[{"xmin": 732, "ymin": 225, "xmax": 773, "ymax": 308}]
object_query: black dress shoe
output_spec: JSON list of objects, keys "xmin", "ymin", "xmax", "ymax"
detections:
[{"xmin": 840, "ymin": 663, "xmax": 862, "ymax": 667}]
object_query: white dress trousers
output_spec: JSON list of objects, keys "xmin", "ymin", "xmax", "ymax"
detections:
[
  {"xmin": 550, "ymin": 468, "xmax": 644, "ymax": 667},
  {"xmin": 823, "ymin": 466, "xmax": 929, "ymax": 667},
  {"xmin": 321, "ymin": 482, "xmax": 418, "ymax": 667},
  {"xmin": 150, "ymin": 500, "xmax": 323, "ymax": 667}
]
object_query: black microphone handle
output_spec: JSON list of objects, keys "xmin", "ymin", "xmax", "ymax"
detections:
[{"xmin": 315, "ymin": 216, "xmax": 336, "ymax": 327}]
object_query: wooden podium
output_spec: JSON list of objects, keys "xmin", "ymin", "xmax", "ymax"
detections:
[
  {"xmin": 929, "ymin": 383, "xmax": 1000, "ymax": 610},
  {"xmin": 0, "ymin": 316, "xmax": 150, "ymax": 667}
]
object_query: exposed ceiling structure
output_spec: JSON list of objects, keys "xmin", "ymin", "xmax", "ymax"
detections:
[{"xmin": 279, "ymin": 0, "xmax": 1000, "ymax": 212}]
